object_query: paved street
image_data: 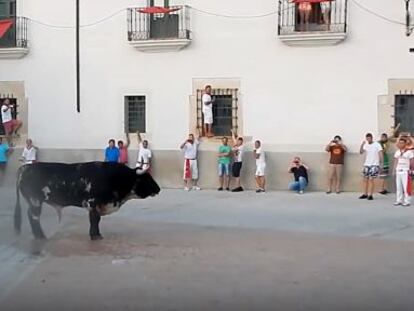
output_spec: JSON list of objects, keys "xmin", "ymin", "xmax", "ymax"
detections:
[{"xmin": 1, "ymin": 188, "xmax": 414, "ymax": 311}]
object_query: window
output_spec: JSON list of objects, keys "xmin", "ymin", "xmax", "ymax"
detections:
[
  {"xmin": 395, "ymin": 95, "xmax": 414, "ymax": 134},
  {"xmin": 125, "ymin": 96, "xmax": 146, "ymax": 133},
  {"xmin": 0, "ymin": 96, "xmax": 17, "ymax": 135},
  {"xmin": 196, "ymin": 88, "xmax": 239, "ymax": 137}
]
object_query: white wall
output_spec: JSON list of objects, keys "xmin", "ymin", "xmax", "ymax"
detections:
[{"xmin": 2, "ymin": 0, "xmax": 414, "ymax": 151}]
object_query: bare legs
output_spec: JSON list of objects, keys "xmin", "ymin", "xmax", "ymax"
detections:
[
  {"xmin": 327, "ymin": 164, "xmax": 343, "ymax": 193},
  {"xmin": 204, "ymin": 124, "xmax": 213, "ymax": 138},
  {"xmin": 255, "ymin": 176, "xmax": 266, "ymax": 192}
]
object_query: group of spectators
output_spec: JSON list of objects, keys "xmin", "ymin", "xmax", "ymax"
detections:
[{"xmin": 104, "ymin": 131, "xmax": 152, "ymax": 172}]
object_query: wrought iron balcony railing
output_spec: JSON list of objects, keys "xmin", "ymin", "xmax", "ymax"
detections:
[
  {"xmin": 127, "ymin": 5, "xmax": 191, "ymax": 41},
  {"xmin": 278, "ymin": 0, "xmax": 348, "ymax": 35},
  {"xmin": 0, "ymin": 16, "xmax": 28, "ymax": 48}
]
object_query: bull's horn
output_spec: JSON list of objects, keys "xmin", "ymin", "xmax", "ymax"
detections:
[
  {"xmin": 52, "ymin": 206, "xmax": 62, "ymax": 223},
  {"xmin": 136, "ymin": 168, "xmax": 147, "ymax": 175}
]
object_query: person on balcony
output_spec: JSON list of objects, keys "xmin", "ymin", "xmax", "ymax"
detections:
[
  {"xmin": 320, "ymin": 1, "xmax": 332, "ymax": 31},
  {"xmin": 297, "ymin": 1, "xmax": 312, "ymax": 31},
  {"xmin": 1, "ymin": 98, "xmax": 23, "ymax": 147},
  {"xmin": 202, "ymin": 85, "xmax": 214, "ymax": 138}
]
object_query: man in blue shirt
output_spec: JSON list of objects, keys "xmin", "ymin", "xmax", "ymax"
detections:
[
  {"xmin": 0, "ymin": 137, "xmax": 12, "ymax": 185},
  {"xmin": 104, "ymin": 139, "xmax": 120, "ymax": 162}
]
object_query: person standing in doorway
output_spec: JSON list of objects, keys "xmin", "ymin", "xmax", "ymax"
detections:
[
  {"xmin": 217, "ymin": 137, "xmax": 232, "ymax": 191},
  {"xmin": 254, "ymin": 140, "xmax": 266, "ymax": 193},
  {"xmin": 104, "ymin": 139, "xmax": 120, "ymax": 163},
  {"xmin": 136, "ymin": 131, "xmax": 152, "ymax": 172},
  {"xmin": 231, "ymin": 130, "xmax": 244, "ymax": 192},
  {"xmin": 359, "ymin": 133, "xmax": 383, "ymax": 201},
  {"xmin": 393, "ymin": 137, "xmax": 414, "ymax": 207},
  {"xmin": 20, "ymin": 139, "xmax": 38, "ymax": 164},
  {"xmin": 378, "ymin": 133, "xmax": 390, "ymax": 195},
  {"xmin": 118, "ymin": 133, "xmax": 131, "ymax": 166},
  {"xmin": 202, "ymin": 85, "xmax": 214, "ymax": 138},
  {"xmin": 1, "ymin": 99, "xmax": 23, "ymax": 146},
  {"xmin": 181, "ymin": 130, "xmax": 201, "ymax": 191},
  {"xmin": 326, "ymin": 135, "xmax": 347, "ymax": 194},
  {"xmin": 289, "ymin": 157, "xmax": 309, "ymax": 194}
]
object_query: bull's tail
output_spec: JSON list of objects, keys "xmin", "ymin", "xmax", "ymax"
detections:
[{"xmin": 14, "ymin": 166, "xmax": 24, "ymax": 234}]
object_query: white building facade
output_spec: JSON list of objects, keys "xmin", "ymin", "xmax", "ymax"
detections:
[{"xmin": 0, "ymin": 0, "xmax": 413, "ymax": 190}]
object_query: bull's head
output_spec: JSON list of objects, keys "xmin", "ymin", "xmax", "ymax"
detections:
[{"xmin": 133, "ymin": 169, "xmax": 161, "ymax": 199}]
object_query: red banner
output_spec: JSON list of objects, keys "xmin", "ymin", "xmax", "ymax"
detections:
[
  {"xmin": 0, "ymin": 19, "xmax": 13, "ymax": 39},
  {"xmin": 137, "ymin": 6, "xmax": 181, "ymax": 14}
]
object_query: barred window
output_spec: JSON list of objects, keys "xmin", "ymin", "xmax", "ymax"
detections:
[
  {"xmin": 125, "ymin": 96, "xmax": 146, "ymax": 133},
  {"xmin": 197, "ymin": 88, "xmax": 238, "ymax": 137},
  {"xmin": 395, "ymin": 95, "xmax": 414, "ymax": 134}
]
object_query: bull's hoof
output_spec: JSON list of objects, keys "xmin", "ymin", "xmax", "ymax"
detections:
[{"xmin": 90, "ymin": 235, "xmax": 104, "ymax": 241}]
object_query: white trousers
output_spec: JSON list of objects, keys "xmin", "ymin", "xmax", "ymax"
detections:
[{"xmin": 396, "ymin": 171, "xmax": 412, "ymax": 205}]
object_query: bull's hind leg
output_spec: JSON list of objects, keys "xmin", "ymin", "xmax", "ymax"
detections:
[
  {"xmin": 89, "ymin": 207, "xmax": 103, "ymax": 241},
  {"xmin": 28, "ymin": 203, "xmax": 46, "ymax": 240}
]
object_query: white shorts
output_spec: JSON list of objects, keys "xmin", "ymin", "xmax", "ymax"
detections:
[
  {"xmin": 183, "ymin": 159, "xmax": 198, "ymax": 180},
  {"xmin": 255, "ymin": 163, "xmax": 266, "ymax": 177},
  {"xmin": 203, "ymin": 111, "xmax": 213, "ymax": 125}
]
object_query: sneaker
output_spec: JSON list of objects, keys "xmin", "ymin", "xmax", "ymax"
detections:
[
  {"xmin": 256, "ymin": 189, "xmax": 263, "ymax": 193},
  {"xmin": 393, "ymin": 202, "xmax": 402, "ymax": 206},
  {"xmin": 359, "ymin": 194, "xmax": 368, "ymax": 199},
  {"xmin": 299, "ymin": 190, "xmax": 304, "ymax": 194},
  {"xmin": 192, "ymin": 186, "xmax": 201, "ymax": 191},
  {"xmin": 226, "ymin": 187, "xmax": 230, "ymax": 191},
  {"xmin": 218, "ymin": 187, "xmax": 223, "ymax": 191},
  {"xmin": 367, "ymin": 195, "xmax": 374, "ymax": 201},
  {"xmin": 232, "ymin": 187, "xmax": 244, "ymax": 192},
  {"xmin": 326, "ymin": 191, "xmax": 332, "ymax": 194},
  {"xmin": 184, "ymin": 187, "xmax": 190, "ymax": 191},
  {"xmin": 402, "ymin": 203, "xmax": 411, "ymax": 207},
  {"xmin": 379, "ymin": 190, "xmax": 388, "ymax": 195}
]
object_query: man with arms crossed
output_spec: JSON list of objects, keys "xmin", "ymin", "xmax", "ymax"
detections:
[
  {"xmin": 359, "ymin": 133, "xmax": 383, "ymax": 201},
  {"xmin": 181, "ymin": 129, "xmax": 201, "ymax": 191},
  {"xmin": 393, "ymin": 137, "xmax": 414, "ymax": 207},
  {"xmin": 217, "ymin": 137, "xmax": 232, "ymax": 191}
]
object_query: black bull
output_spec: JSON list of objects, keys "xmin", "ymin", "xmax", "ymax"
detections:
[{"xmin": 14, "ymin": 162, "xmax": 161, "ymax": 240}]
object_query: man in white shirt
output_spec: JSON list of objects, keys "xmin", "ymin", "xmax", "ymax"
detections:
[
  {"xmin": 393, "ymin": 137, "xmax": 414, "ymax": 206},
  {"xmin": 254, "ymin": 140, "xmax": 266, "ymax": 193},
  {"xmin": 202, "ymin": 85, "xmax": 214, "ymax": 138},
  {"xmin": 1, "ymin": 98, "xmax": 23, "ymax": 146},
  {"xmin": 180, "ymin": 130, "xmax": 201, "ymax": 191},
  {"xmin": 231, "ymin": 130, "xmax": 244, "ymax": 192},
  {"xmin": 359, "ymin": 133, "xmax": 383, "ymax": 200},
  {"xmin": 20, "ymin": 139, "xmax": 38, "ymax": 164},
  {"xmin": 136, "ymin": 131, "xmax": 152, "ymax": 172}
]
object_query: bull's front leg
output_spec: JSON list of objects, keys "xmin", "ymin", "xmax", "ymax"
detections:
[
  {"xmin": 89, "ymin": 207, "xmax": 103, "ymax": 241},
  {"xmin": 28, "ymin": 203, "xmax": 46, "ymax": 240}
]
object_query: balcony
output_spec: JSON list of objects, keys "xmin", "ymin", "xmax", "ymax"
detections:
[
  {"xmin": 278, "ymin": 0, "xmax": 348, "ymax": 46},
  {"xmin": 0, "ymin": 17, "xmax": 29, "ymax": 59},
  {"xmin": 127, "ymin": 5, "xmax": 191, "ymax": 53}
]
